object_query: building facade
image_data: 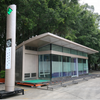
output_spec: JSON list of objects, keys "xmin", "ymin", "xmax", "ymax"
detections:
[{"xmin": 15, "ymin": 32, "xmax": 98, "ymax": 81}]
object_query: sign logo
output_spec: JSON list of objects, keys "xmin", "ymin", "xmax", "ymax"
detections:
[
  {"xmin": 7, "ymin": 7, "xmax": 13, "ymax": 15},
  {"xmin": 6, "ymin": 39, "xmax": 12, "ymax": 47}
]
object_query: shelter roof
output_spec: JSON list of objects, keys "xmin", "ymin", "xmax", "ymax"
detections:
[{"xmin": 17, "ymin": 32, "xmax": 98, "ymax": 54}]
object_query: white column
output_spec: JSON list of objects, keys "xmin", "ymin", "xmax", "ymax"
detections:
[{"xmin": 5, "ymin": 4, "xmax": 16, "ymax": 91}]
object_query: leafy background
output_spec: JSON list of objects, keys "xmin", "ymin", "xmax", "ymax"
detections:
[{"xmin": 0, "ymin": 0, "xmax": 100, "ymax": 71}]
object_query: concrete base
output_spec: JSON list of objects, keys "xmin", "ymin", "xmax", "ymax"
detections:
[
  {"xmin": 72, "ymin": 81, "xmax": 78, "ymax": 84},
  {"xmin": 5, "ymin": 86, "xmax": 15, "ymax": 92},
  {"xmin": 97, "ymin": 75, "xmax": 100, "ymax": 77},
  {"xmin": 0, "ymin": 88, "xmax": 24, "ymax": 99}
]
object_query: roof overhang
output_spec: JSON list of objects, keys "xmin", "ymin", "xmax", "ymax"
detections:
[{"xmin": 17, "ymin": 32, "xmax": 99, "ymax": 54}]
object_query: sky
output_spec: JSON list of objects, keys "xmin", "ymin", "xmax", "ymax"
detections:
[{"xmin": 79, "ymin": 0, "xmax": 100, "ymax": 14}]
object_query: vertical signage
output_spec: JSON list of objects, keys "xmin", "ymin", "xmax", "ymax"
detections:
[
  {"xmin": 5, "ymin": 4, "xmax": 16, "ymax": 92},
  {"xmin": 5, "ymin": 39, "xmax": 12, "ymax": 69}
]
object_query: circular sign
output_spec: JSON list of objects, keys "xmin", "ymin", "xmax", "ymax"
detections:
[{"xmin": 6, "ymin": 39, "xmax": 12, "ymax": 47}]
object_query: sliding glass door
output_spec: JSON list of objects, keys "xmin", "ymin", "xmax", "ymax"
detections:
[
  {"xmin": 39, "ymin": 54, "xmax": 50, "ymax": 79},
  {"xmin": 71, "ymin": 58, "xmax": 78, "ymax": 77}
]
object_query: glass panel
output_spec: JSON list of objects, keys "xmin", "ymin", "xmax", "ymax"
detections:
[
  {"xmin": 82, "ymin": 59, "xmax": 88, "ymax": 74},
  {"xmin": 86, "ymin": 59, "xmax": 88, "ymax": 73},
  {"xmin": 71, "ymin": 58, "xmax": 77, "ymax": 76},
  {"xmin": 83, "ymin": 52, "xmax": 88, "ymax": 57},
  {"xmin": 70, "ymin": 49, "xmax": 78, "ymax": 55},
  {"xmin": 67, "ymin": 57, "xmax": 71, "ymax": 76},
  {"xmin": 38, "ymin": 44, "xmax": 50, "ymax": 51},
  {"xmin": 63, "ymin": 47, "xmax": 70, "ymax": 53},
  {"xmin": 62, "ymin": 56, "xmax": 71, "ymax": 76},
  {"xmin": 39, "ymin": 54, "xmax": 50, "ymax": 79},
  {"xmin": 52, "ymin": 55, "xmax": 62, "ymax": 78},
  {"xmin": 52, "ymin": 55, "xmax": 61, "ymax": 61},
  {"xmin": 78, "ymin": 51, "xmax": 83, "ymax": 56},
  {"xmin": 83, "ymin": 59, "xmax": 86, "ymax": 74},
  {"xmin": 78, "ymin": 58, "xmax": 83, "ymax": 75},
  {"xmin": 15, "ymin": 46, "xmax": 23, "ymax": 81},
  {"xmin": 51, "ymin": 44, "xmax": 88, "ymax": 57},
  {"xmin": 74, "ymin": 50, "xmax": 78, "ymax": 55},
  {"xmin": 52, "ymin": 44, "xmax": 62, "ymax": 52}
]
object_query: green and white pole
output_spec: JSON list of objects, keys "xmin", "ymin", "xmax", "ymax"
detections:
[{"xmin": 5, "ymin": 4, "xmax": 16, "ymax": 91}]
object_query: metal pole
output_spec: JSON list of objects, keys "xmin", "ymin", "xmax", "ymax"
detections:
[{"xmin": 5, "ymin": 4, "xmax": 16, "ymax": 91}]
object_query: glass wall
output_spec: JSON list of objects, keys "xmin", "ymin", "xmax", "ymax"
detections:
[
  {"xmin": 38, "ymin": 54, "xmax": 88, "ymax": 79},
  {"xmin": 78, "ymin": 51, "xmax": 83, "ymax": 56},
  {"xmin": 78, "ymin": 58, "xmax": 88, "ymax": 75},
  {"xmin": 63, "ymin": 47, "xmax": 70, "ymax": 53},
  {"xmin": 52, "ymin": 44, "xmax": 62, "ymax": 52},
  {"xmin": 62, "ymin": 56, "xmax": 71, "ymax": 76},
  {"xmin": 38, "ymin": 44, "xmax": 88, "ymax": 57},
  {"xmin": 83, "ymin": 52, "xmax": 87, "ymax": 57},
  {"xmin": 15, "ymin": 46, "xmax": 23, "ymax": 81},
  {"xmin": 38, "ymin": 44, "xmax": 50, "ymax": 51},
  {"xmin": 51, "ymin": 44, "xmax": 87, "ymax": 57},
  {"xmin": 83, "ymin": 59, "xmax": 87, "ymax": 74},
  {"xmin": 52, "ymin": 55, "xmax": 81, "ymax": 78},
  {"xmin": 78, "ymin": 58, "xmax": 83, "ymax": 75},
  {"xmin": 38, "ymin": 54, "xmax": 50, "ymax": 79},
  {"xmin": 71, "ymin": 58, "xmax": 77, "ymax": 76},
  {"xmin": 52, "ymin": 55, "xmax": 78, "ymax": 78},
  {"xmin": 38, "ymin": 44, "xmax": 88, "ymax": 79},
  {"xmin": 52, "ymin": 55, "xmax": 62, "ymax": 78},
  {"xmin": 86, "ymin": 59, "xmax": 88, "ymax": 73},
  {"xmin": 70, "ymin": 49, "xmax": 78, "ymax": 55}
]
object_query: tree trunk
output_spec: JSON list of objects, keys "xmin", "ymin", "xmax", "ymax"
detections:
[
  {"xmin": 88, "ymin": 63, "xmax": 90, "ymax": 70},
  {"xmin": 95, "ymin": 64, "xmax": 98, "ymax": 70}
]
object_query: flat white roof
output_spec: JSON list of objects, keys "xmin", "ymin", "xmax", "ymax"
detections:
[{"xmin": 17, "ymin": 32, "xmax": 99, "ymax": 54}]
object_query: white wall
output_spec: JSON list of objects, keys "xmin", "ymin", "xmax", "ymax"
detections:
[{"xmin": 24, "ymin": 54, "xmax": 38, "ymax": 80}]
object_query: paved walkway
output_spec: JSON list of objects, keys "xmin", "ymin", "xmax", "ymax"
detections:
[{"xmin": 0, "ymin": 71, "xmax": 100, "ymax": 99}]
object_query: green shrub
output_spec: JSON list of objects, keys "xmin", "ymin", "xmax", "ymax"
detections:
[{"xmin": 0, "ymin": 70, "xmax": 5, "ymax": 78}]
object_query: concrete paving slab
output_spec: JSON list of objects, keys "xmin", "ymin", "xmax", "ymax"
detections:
[{"xmin": 0, "ymin": 72, "xmax": 100, "ymax": 99}]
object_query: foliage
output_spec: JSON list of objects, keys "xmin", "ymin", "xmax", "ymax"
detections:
[
  {"xmin": 0, "ymin": 0, "xmax": 100, "ymax": 70},
  {"xmin": 0, "ymin": 70, "xmax": 5, "ymax": 78}
]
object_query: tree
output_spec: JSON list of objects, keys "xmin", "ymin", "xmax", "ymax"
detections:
[
  {"xmin": 71, "ymin": 0, "xmax": 78, "ymax": 4},
  {"xmin": 0, "ymin": 0, "xmax": 10, "ymax": 71},
  {"xmin": 0, "ymin": 0, "xmax": 100, "ymax": 71}
]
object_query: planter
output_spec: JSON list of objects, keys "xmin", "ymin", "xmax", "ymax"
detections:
[{"xmin": 0, "ymin": 78, "xmax": 5, "ymax": 83}]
